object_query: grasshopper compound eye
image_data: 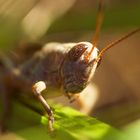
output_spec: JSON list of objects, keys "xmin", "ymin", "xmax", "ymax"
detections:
[
  {"xmin": 61, "ymin": 42, "xmax": 99, "ymax": 94},
  {"xmin": 68, "ymin": 42, "xmax": 99, "ymax": 63}
]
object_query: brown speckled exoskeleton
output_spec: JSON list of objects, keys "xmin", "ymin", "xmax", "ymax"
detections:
[{"xmin": 0, "ymin": 0, "xmax": 140, "ymax": 132}]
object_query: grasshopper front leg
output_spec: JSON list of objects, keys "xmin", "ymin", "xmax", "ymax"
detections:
[{"xmin": 32, "ymin": 81, "xmax": 54, "ymax": 132}]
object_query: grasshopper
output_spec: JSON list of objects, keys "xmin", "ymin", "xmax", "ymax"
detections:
[{"xmin": 0, "ymin": 0, "xmax": 140, "ymax": 132}]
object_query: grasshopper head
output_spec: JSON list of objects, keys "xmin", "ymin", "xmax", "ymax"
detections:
[{"xmin": 61, "ymin": 42, "xmax": 99, "ymax": 94}]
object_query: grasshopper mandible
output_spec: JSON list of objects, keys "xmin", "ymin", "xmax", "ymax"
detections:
[{"xmin": 0, "ymin": 0, "xmax": 140, "ymax": 132}]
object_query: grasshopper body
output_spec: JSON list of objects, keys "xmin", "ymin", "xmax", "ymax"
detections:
[{"xmin": 2, "ymin": 42, "xmax": 98, "ymax": 98}]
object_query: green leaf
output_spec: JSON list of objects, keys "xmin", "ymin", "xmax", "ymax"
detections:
[
  {"xmin": 1, "ymin": 101, "xmax": 128, "ymax": 140},
  {"xmin": 123, "ymin": 120, "xmax": 140, "ymax": 140}
]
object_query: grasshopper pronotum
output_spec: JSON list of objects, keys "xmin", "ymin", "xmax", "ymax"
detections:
[{"xmin": 0, "ymin": 0, "xmax": 139, "ymax": 132}]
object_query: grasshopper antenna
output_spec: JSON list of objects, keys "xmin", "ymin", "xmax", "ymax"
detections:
[
  {"xmin": 92, "ymin": 0, "xmax": 104, "ymax": 47},
  {"xmin": 85, "ymin": 0, "xmax": 104, "ymax": 61},
  {"xmin": 97, "ymin": 28, "xmax": 140, "ymax": 61}
]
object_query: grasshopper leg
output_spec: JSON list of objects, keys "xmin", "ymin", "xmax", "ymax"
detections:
[{"xmin": 32, "ymin": 81, "xmax": 54, "ymax": 132}]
